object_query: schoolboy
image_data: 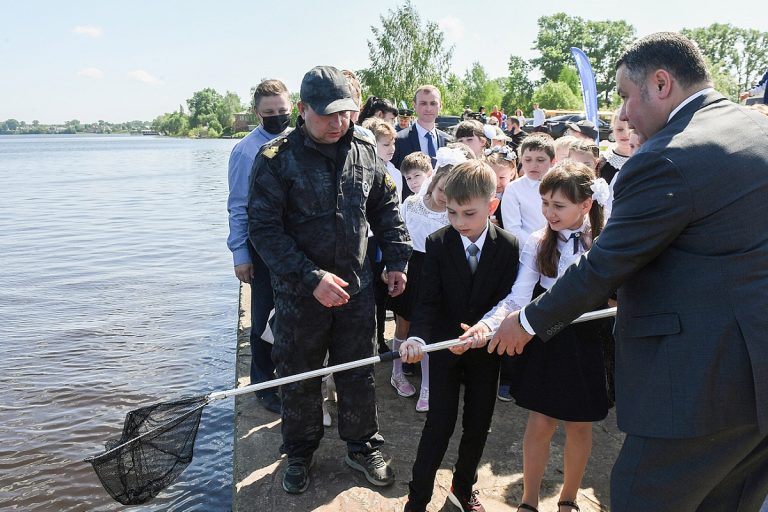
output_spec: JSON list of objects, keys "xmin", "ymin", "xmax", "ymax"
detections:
[
  {"xmin": 400, "ymin": 152, "xmax": 433, "ymax": 194},
  {"xmin": 399, "ymin": 160, "xmax": 520, "ymax": 512},
  {"xmin": 499, "ymin": 133, "xmax": 555, "ymax": 248}
]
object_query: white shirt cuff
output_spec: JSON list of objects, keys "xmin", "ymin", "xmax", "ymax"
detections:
[{"xmin": 518, "ymin": 307, "xmax": 536, "ymax": 336}]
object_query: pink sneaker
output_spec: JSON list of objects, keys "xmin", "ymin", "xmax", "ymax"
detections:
[
  {"xmin": 416, "ymin": 388, "xmax": 429, "ymax": 412},
  {"xmin": 390, "ymin": 373, "xmax": 416, "ymax": 397}
]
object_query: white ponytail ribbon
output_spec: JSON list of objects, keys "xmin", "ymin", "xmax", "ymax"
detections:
[
  {"xmin": 434, "ymin": 146, "xmax": 468, "ymax": 170},
  {"xmin": 590, "ymin": 178, "xmax": 610, "ymax": 207}
]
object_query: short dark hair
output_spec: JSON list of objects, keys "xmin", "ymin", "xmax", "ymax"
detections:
[
  {"xmin": 252, "ymin": 79, "xmax": 289, "ymax": 110},
  {"xmin": 454, "ymin": 120, "xmax": 486, "ymax": 140},
  {"xmin": 616, "ymin": 32, "xmax": 711, "ymax": 89},
  {"xmin": 401, "ymin": 152, "xmax": 432, "ymax": 175},
  {"xmin": 519, "ymin": 133, "xmax": 555, "ymax": 160}
]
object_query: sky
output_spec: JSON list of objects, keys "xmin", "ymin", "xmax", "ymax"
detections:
[{"xmin": 1, "ymin": 0, "xmax": 766, "ymax": 124}]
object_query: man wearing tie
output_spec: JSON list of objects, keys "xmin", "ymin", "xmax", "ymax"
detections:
[
  {"xmin": 463, "ymin": 32, "xmax": 768, "ymax": 510},
  {"xmin": 392, "ymin": 85, "xmax": 453, "ymax": 200}
]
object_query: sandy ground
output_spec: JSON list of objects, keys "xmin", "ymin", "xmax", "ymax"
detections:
[{"xmin": 232, "ymin": 284, "xmax": 624, "ymax": 511}]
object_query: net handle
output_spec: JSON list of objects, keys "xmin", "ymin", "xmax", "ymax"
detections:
[{"xmin": 208, "ymin": 306, "xmax": 616, "ymax": 402}]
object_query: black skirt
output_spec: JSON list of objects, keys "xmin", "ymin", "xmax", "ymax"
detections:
[
  {"xmin": 508, "ymin": 284, "xmax": 611, "ymax": 422},
  {"xmin": 388, "ymin": 250, "xmax": 424, "ymax": 321}
]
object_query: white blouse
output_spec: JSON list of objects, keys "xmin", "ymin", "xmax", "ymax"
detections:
[
  {"xmin": 500, "ymin": 175, "xmax": 547, "ymax": 249},
  {"xmin": 400, "ymin": 194, "xmax": 449, "ymax": 253},
  {"xmin": 481, "ymin": 221, "xmax": 591, "ymax": 332}
]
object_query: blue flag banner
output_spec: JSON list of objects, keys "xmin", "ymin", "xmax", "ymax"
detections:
[{"xmin": 570, "ymin": 47, "xmax": 599, "ymax": 142}]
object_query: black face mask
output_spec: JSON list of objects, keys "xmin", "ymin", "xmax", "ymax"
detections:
[{"xmin": 261, "ymin": 113, "xmax": 290, "ymax": 134}]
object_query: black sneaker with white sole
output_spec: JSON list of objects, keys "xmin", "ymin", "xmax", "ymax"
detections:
[
  {"xmin": 345, "ymin": 450, "xmax": 395, "ymax": 486},
  {"xmin": 282, "ymin": 455, "xmax": 313, "ymax": 494}
]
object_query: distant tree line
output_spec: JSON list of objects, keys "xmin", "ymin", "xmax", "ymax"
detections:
[
  {"xmin": 152, "ymin": 88, "xmax": 245, "ymax": 137},
  {"xmin": 0, "ymin": 118, "xmax": 151, "ymax": 135},
  {"xmin": 358, "ymin": 1, "xmax": 767, "ymax": 115}
]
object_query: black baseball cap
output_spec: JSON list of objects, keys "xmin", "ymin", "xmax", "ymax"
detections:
[
  {"xmin": 566, "ymin": 119, "xmax": 598, "ymax": 140},
  {"xmin": 300, "ymin": 66, "xmax": 358, "ymax": 115}
]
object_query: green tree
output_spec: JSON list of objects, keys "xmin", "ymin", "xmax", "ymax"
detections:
[
  {"xmin": 459, "ymin": 62, "xmax": 505, "ymax": 113},
  {"xmin": 684, "ymin": 24, "xmax": 768, "ymax": 94},
  {"xmin": 501, "ymin": 55, "xmax": 534, "ymax": 115},
  {"xmin": 532, "ymin": 13, "xmax": 635, "ymax": 106},
  {"xmin": 358, "ymin": 0, "xmax": 454, "ymax": 106},
  {"xmin": 187, "ymin": 88, "xmax": 224, "ymax": 128},
  {"xmin": 4, "ymin": 119, "xmax": 20, "ymax": 131},
  {"xmin": 558, "ymin": 66, "xmax": 580, "ymax": 96},
  {"xmin": 532, "ymin": 81, "xmax": 582, "ymax": 110},
  {"xmin": 438, "ymin": 73, "xmax": 466, "ymax": 115},
  {"xmin": 216, "ymin": 91, "xmax": 243, "ymax": 134}
]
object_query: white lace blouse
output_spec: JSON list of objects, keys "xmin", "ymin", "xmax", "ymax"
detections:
[{"xmin": 400, "ymin": 194, "xmax": 449, "ymax": 253}]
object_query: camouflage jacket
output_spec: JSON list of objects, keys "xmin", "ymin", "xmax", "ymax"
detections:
[{"xmin": 248, "ymin": 121, "xmax": 412, "ymax": 297}]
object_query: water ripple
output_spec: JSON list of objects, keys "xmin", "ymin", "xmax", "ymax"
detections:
[{"xmin": 1, "ymin": 135, "xmax": 240, "ymax": 511}]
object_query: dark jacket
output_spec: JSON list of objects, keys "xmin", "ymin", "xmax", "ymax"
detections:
[
  {"xmin": 248, "ymin": 121, "xmax": 412, "ymax": 297},
  {"xmin": 391, "ymin": 123, "xmax": 453, "ymax": 200},
  {"xmin": 525, "ymin": 92, "xmax": 768, "ymax": 438},
  {"xmin": 409, "ymin": 223, "xmax": 519, "ymax": 344}
]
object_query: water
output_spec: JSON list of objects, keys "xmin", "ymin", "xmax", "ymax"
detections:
[{"xmin": 0, "ymin": 135, "xmax": 240, "ymax": 511}]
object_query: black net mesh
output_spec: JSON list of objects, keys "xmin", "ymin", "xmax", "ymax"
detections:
[{"xmin": 86, "ymin": 396, "xmax": 208, "ymax": 505}]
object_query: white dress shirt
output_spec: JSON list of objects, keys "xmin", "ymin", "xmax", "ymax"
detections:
[
  {"xmin": 414, "ymin": 122, "xmax": 438, "ymax": 156},
  {"xmin": 500, "ymin": 175, "xmax": 547, "ymax": 249},
  {"xmin": 482, "ymin": 222, "xmax": 591, "ymax": 334}
]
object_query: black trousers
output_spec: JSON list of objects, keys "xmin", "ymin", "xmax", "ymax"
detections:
[
  {"xmin": 247, "ymin": 244, "xmax": 276, "ymax": 398},
  {"xmin": 271, "ymin": 286, "xmax": 384, "ymax": 458},
  {"xmin": 408, "ymin": 347, "xmax": 501, "ymax": 508},
  {"xmin": 611, "ymin": 423, "xmax": 768, "ymax": 511}
]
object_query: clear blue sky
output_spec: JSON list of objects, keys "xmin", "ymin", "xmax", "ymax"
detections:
[{"xmin": 1, "ymin": 0, "xmax": 765, "ymax": 124}]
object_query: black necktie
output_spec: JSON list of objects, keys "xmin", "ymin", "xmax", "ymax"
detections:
[
  {"xmin": 569, "ymin": 232, "xmax": 581, "ymax": 255},
  {"xmin": 425, "ymin": 131, "xmax": 437, "ymax": 166}
]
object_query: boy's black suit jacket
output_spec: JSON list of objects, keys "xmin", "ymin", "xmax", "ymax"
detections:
[{"xmin": 408, "ymin": 223, "xmax": 519, "ymax": 345}]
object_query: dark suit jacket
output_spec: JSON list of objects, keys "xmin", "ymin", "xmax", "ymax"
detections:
[
  {"xmin": 391, "ymin": 123, "xmax": 453, "ymax": 201},
  {"xmin": 409, "ymin": 224, "xmax": 519, "ymax": 345},
  {"xmin": 525, "ymin": 91, "xmax": 768, "ymax": 438}
]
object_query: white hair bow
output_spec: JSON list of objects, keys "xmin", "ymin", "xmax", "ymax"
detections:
[
  {"xmin": 434, "ymin": 146, "xmax": 467, "ymax": 169},
  {"xmin": 590, "ymin": 178, "xmax": 610, "ymax": 207}
]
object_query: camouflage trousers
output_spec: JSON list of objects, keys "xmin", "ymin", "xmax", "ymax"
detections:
[{"xmin": 272, "ymin": 285, "xmax": 384, "ymax": 458}]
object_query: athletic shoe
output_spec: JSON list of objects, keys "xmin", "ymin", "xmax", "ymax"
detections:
[
  {"xmin": 345, "ymin": 450, "xmax": 395, "ymax": 487},
  {"xmin": 416, "ymin": 387, "xmax": 429, "ymax": 412},
  {"xmin": 390, "ymin": 373, "xmax": 416, "ymax": 397},
  {"xmin": 447, "ymin": 486, "xmax": 485, "ymax": 511},
  {"xmin": 497, "ymin": 384, "xmax": 513, "ymax": 402},
  {"xmin": 282, "ymin": 455, "xmax": 313, "ymax": 494}
]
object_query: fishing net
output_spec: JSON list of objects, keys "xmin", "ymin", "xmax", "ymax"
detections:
[{"xmin": 85, "ymin": 396, "xmax": 208, "ymax": 505}]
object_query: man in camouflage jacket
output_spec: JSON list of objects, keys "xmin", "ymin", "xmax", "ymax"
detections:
[{"xmin": 248, "ymin": 66, "xmax": 411, "ymax": 494}]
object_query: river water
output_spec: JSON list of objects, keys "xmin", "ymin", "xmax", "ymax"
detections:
[{"xmin": 0, "ymin": 135, "xmax": 240, "ymax": 511}]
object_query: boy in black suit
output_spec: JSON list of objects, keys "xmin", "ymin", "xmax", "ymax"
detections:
[{"xmin": 400, "ymin": 160, "xmax": 520, "ymax": 512}]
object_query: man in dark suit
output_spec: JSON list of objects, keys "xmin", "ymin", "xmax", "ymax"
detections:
[
  {"xmin": 464, "ymin": 32, "xmax": 768, "ymax": 510},
  {"xmin": 391, "ymin": 85, "xmax": 453, "ymax": 200},
  {"xmin": 399, "ymin": 160, "xmax": 520, "ymax": 512}
]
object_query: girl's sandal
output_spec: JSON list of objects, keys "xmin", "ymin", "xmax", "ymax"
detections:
[
  {"xmin": 517, "ymin": 504, "xmax": 538, "ymax": 512},
  {"xmin": 557, "ymin": 500, "xmax": 580, "ymax": 511}
]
